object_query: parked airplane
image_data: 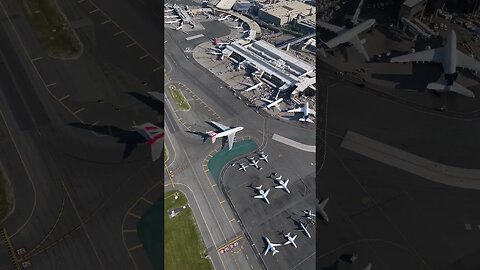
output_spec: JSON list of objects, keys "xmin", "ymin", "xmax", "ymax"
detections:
[
  {"xmin": 303, "ymin": 209, "xmax": 316, "ymax": 220},
  {"xmin": 259, "ymin": 151, "xmax": 269, "ymax": 163},
  {"xmin": 260, "ymin": 97, "xmax": 283, "ymax": 111},
  {"xmin": 263, "ymin": 237, "xmax": 281, "ymax": 255},
  {"xmin": 249, "ymin": 157, "xmax": 262, "ymax": 170},
  {"xmin": 238, "ymin": 163, "xmax": 249, "ymax": 171},
  {"xmin": 233, "ymin": 22, "xmax": 244, "ymax": 29},
  {"xmin": 274, "ymin": 175, "xmax": 282, "ymax": 181},
  {"xmin": 298, "ymin": 219, "xmax": 311, "ymax": 238},
  {"xmin": 207, "ymin": 121, "xmax": 243, "ymax": 150},
  {"xmin": 133, "ymin": 123, "xmax": 164, "ymax": 161},
  {"xmin": 288, "ymin": 101, "xmax": 315, "ymax": 123},
  {"xmin": 318, "ymin": 0, "xmax": 375, "ymax": 61},
  {"xmin": 283, "ymin": 232, "xmax": 297, "ymax": 248},
  {"xmin": 274, "ymin": 179, "xmax": 290, "ymax": 193},
  {"xmin": 390, "ymin": 30, "xmax": 480, "ymax": 98},
  {"xmin": 243, "ymin": 82, "xmax": 263, "ymax": 92},
  {"xmin": 217, "ymin": 14, "xmax": 231, "ymax": 21},
  {"xmin": 254, "ymin": 185, "xmax": 270, "ymax": 204},
  {"xmin": 317, "ymin": 197, "xmax": 330, "ymax": 223},
  {"xmin": 165, "ymin": 19, "xmax": 181, "ymax": 24}
]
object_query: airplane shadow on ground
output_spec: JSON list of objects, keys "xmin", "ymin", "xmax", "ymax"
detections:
[
  {"xmin": 322, "ymin": 260, "xmax": 340, "ymax": 270},
  {"xmin": 185, "ymin": 130, "xmax": 209, "ymax": 143},
  {"xmin": 128, "ymin": 92, "xmax": 164, "ymax": 115},
  {"xmin": 371, "ymin": 63, "xmax": 443, "ymax": 91},
  {"xmin": 204, "ymin": 121, "xmax": 229, "ymax": 149},
  {"xmin": 69, "ymin": 123, "xmax": 147, "ymax": 160}
]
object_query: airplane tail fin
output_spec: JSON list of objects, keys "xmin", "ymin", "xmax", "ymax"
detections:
[
  {"xmin": 207, "ymin": 131, "xmax": 217, "ymax": 143},
  {"xmin": 427, "ymin": 81, "xmax": 475, "ymax": 98},
  {"xmin": 151, "ymin": 141, "xmax": 163, "ymax": 161}
]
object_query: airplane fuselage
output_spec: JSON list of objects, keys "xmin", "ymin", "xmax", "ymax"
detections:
[
  {"xmin": 443, "ymin": 30, "xmax": 458, "ymax": 85},
  {"xmin": 215, "ymin": 126, "xmax": 243, "ymax": 138}
]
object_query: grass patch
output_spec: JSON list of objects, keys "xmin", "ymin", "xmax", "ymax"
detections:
[
  {"xmin": 164, "ymin": 190, "xmax": 213, "ymax": 270},
  {"xmin": 164, "ymin": 146, "xmax": 169, "ymax": 164},
  {"xmin": 169, "ymin": 85, "xmax": 190, "ymax": 111},
  {"xmin": 207, "ymin": 140, "xmax": 257, "ymax": 185},
  {"xmin": 18, "ymin": 0, "xmax": 82, "ymax": 58},
  {"xmin": 0, "ymin": 168, "xmax": 14, "ymax": 223}
]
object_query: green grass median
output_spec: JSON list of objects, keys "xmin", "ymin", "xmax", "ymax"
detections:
[
  {"xmin": 18, "ymin": 0, "xmax": 82, "ymax": 58},
  {"xmin": 164, "ymin": 190, "xmax": 212, "ymax": 270},
  {"xmin": 169, "ymin": 85, "xmax": 190, "ymax": 111}
]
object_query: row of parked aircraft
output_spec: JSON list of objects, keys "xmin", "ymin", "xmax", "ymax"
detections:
[{"xmin": 319, "ymin": 0, "xmax": 480, "ymax": 98}]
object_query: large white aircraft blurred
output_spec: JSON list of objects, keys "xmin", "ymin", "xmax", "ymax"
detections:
[
  {"xmin": 263, "ymin": 237, "xmax": 281, "ymax": 255},
  {"xmin": 260, "ymin": 97, "xmax": 283, "ymax": 111},
  {"xmin": 207, "ymin": 121, "xmax": 243, "ymax": 150},
  {"xmin": 217, "ymin": 14, "xmax": 231, "ymax": 21},
  {"xmin": 283, "ymin": 232, "xmax": 297, "ymax": 248},
  {"xmin": 165, "ymin": 19, "xmax": 181, "ymax": 24},
  {"xmin": 317, "ymin": 197, "xmax": 330, "ymax": 223},
  {"xmin": 254, "ymin": 185, "xmax": 270, "ymax": 204},
  {"xmin": 287, "ymin": 101, "xmax": 315, "ymax": 123},
  {"xmin": 274, "ymin": 178, "xmax": 290, "ymax": 193},
  {"xmin": 318, "ymin": 0, "xmax": 375, "ymax": 61},
  {"xmin": 133, "ymin": 123, "xmax": 164, "ymax": 161},
  {"xmin": 390, "ymin": 30, "xmax": 480, "ymax": 98}
]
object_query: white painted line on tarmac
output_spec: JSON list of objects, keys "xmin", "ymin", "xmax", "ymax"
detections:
[{"xmin": 272, "ymin": 134, "xmax": 315, "ymax": 152}]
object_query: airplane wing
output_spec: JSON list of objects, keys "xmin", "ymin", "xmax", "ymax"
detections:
[
  {"xmin": 260, "ymin": 98, "xmax": 273, "ymax": 103},
  {"xmin": 307, "ymin": 107, "xmax": 316, "ymax": 116},
  {"xmin": 319, "ymin": 197, "xmax": 329, "ymax": 209},
  {"xmin": 390, "ymin": 48, "xmax": 444, "ymax": 64},
  {"xmin": 456, "ymin": 50, "xmax": 480, "ymax": 72},
  {"xmin": 352, "ymin": 0, "xmax": 365, "ymax": 24},
  {"xmin": 271, "ymin": 243, "xmax": 281, "ymax": 247},
  {"xmin": 254, "ymin": 195, "xmax": 263, "ymax": 199},
  {"xmin": 287, "ymin": 107, "xmax": 302, "ymax": 113},
  {"xmin": 210, "ymin": 121, "xmax": 230, "ymax": 131},
  {"xmin": 284, "ymin": 179, "xmax": 289, "ymax": 186},
  {"xmin": 351, "ymin": 35, "xmax": 370, "ymax": 61},
  {"xmin": 317, "ymin": 21, "xmax": 344, "ymax": 33},
  {"xmin": 227, "ymin": 132, "xmax": 235, "ymax": 150},
  {"xmin": 264, "ymin": 189, "xmax": 270, "ymax": 196},
  {"xmin": 283, "ymin": 240, "xmax": 291, "ymax": 245},
  {"xmin": 264, "ymin": 247, "xmax": 270, "ymax": 255}
]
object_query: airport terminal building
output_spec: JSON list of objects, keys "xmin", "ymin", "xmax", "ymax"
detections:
[
  {"xmin": 258, "ymin": 0, "xmax": 315, "ymax": 26},
  {"xmin": 222, "ymin": 40, "xmax": 315, "ymax": 97}
]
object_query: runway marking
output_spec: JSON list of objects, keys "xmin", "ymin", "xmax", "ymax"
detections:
[
  {"xmin": 126, "ymin": 42, "xmax": 136, "ymax": 48},
  {"xmin": 88, "ymin": 9, "xmax": 99, "ymax": 14},
  {"xmin": 31, "ymin": 56, "xmax": 43, "ymax": 61},
  {"xmin": 153, "ymin": 66, "xmax": 162, "ymax": 72},
  {"xmin": 73, "ymin": 107, "xmax": 85, "ymax": 115},
  {"xmin": 128, "ymin": 244, "xmax": 142, "ymax": 251},
  {"xmin": 100, "ymin": 19, "xmax": 111, "ymax": 25},
  {"xmin": 45, "ymin": 82, "xmax": 57, "ymax": 87},
  {"xmin": 58, "ymin": 94, "xmax": 70, "ymax": 101},
  {"xmin": 139, "ymin": 54, "xmax": 149, "ymax": 60},
  {"xmin": 140, "ymin": 197, "xmax": 153, "ymax": 205},
  {"xmin": 113, "ymin": 30, "xmax": 124, "ymax": 36},
  {"xmin": 127, "ymin": 212, "xmax": 141, "ymax": 219},
  {"xmin": 122, "ymin": 229, "xmax": 137, "ymax": 233}
]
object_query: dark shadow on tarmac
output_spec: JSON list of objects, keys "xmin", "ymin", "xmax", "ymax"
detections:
[
  {"xmin": 69, "ymin": 122, "xmax": 147, "ymax": 159},
  {"xmin": 322, "ymin": 260, "xmax": 340, "ymax": 270},
  {"xmin": 371, "ymin": 63, "xmax": 442, "ymax": 91},
  {"xmin": 128, "ymin": 92, "xmax": 164, "ymax": 115},
  {"xmin": 186, "ymin": 130, "xmax": 209, "ymax": 143}
]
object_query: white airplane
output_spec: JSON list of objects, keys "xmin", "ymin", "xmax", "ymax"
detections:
[
  {"xmin": 283, "ymin": 232, "xmax": 297, "ymax": 248},
  {"xmin": 303, "ymin": 210, "xmax": 316, "ymax": 220},
  {"xmin": 259, "ymin": 151, "xmax": 269, "ymax": 163},
  {"xmin": 274, "ymin": 175, "xmax": 282, "ymax": 181},
  {"xmin": 263, "ymin": 237, "xmax": 281, "ymax": 255},
  {"xmin": 217, "ymin": 14, "xmax": 231, "ymax": 21},
  {"xmin": 238, "ymin": 163, "xmax": 249, "ymax": 171},
  {"xmin": 249, "ymin": 157, "xmax": 261, "ymax": 170},
  {"xmin": 207, "ymin": 121, "xmax": 243, "ymax": 150},
  {"xmin": 390, "ymin": 30, "xmax": 480, "ymax": 98},
  {"xmin": 318, "ymin": 0, "xmax": 375, "ymax": 61},
  {"xmin": 232, "ymin": 22, "xmax": 244, "ymax": 29},
  {"xmin": 175, "ymin": 23, "xmax": 184, "ymax": 31},
  {"xmin": 260, "ymin": 97, "xmax": 283, "ymax": 111},
  {"xmin": 133, "ymin": 123, "xmax": 164, "ymax": 161},
  {"xmin": 287, "ymin": 101, "xmax": 315, "ymax": 123},
  {"xmin": 164, "ymin": 15, "xmax": 178, "ymax": 19},
  {"xmin": 165, "ymin": 19, "xmax": 181, "ymax": 24},
  {"xmin": 317, "ymin": 197, "xmax": 330, "ymax": 223},
  {"xmin": 298, "ymin": 219, "xmax": 311, "ymax": 238},
  {"xmin": 274, "ymin": 179, "xmax": 290, "ymax": 193},
  {"xmin": 243, "ymin": 82, "xmax": 263, "ymax": 92},
  {"xmin": 254, "ymin": 185, "xmax": 270, "ymax": 204}
]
